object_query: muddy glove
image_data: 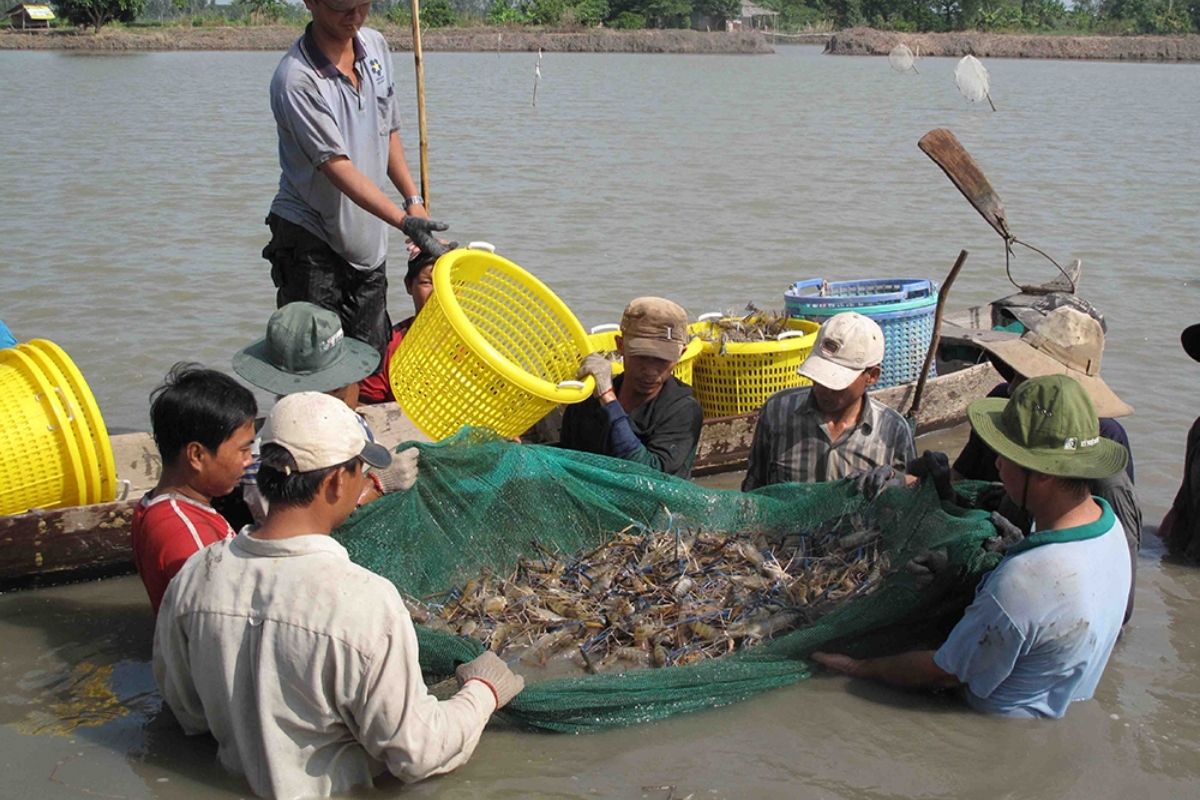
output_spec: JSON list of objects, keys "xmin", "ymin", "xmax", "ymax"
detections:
[
  {"xmin": 984, "ymin": 511, "xmax": 1025, "ymax": 553},
  {"xmin": 398, "ymin": 216, "xmax": 450, "ymax": 259},
  {"xmin": 850, "ymin": 465, "xmax": 902, "ymax": 500},
  {"xmin": 455, "ymin": 651, "xmax": 525, "ymax": 710},
  {"xmin": 905, "ymin": 548, "xmax": 949, "ymax": 590},
  {"xmin": 374, "ymin": 446, "xmax": 419, "ymax": 493},
  {"xmin": 907, "ymin": 450, "xmax": 957, "ymax": 503},
  {"xmin": 972, "ymin": 482, "xmax": 1008, "ymax": 512},
  {"xmin": 577, "ymin": 353, "xmax": 614, "ymax": 396}
]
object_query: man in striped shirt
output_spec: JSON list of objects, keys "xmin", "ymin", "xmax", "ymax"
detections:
[
  {"xmin": 742, "ymin": 312, "xmax": 915, "ymax": 491},
  {"xmin": 132, "ymin": 364, "xmax": 258, "ymax": 614}
]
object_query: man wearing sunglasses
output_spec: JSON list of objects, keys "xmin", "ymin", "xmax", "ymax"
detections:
[{"xmin": 264, "ymin": 0, "xmax": 448, "ymax": 357}]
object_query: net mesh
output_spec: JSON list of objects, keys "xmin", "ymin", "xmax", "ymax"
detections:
[{"xmin": 335, "ymin": 429, "xmax": 1000, "ymax": 733}]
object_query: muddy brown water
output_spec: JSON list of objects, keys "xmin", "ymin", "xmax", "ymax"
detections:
[{"xmin": 1, "ymin": 46, "xmax": 1199, "ymax": 798}]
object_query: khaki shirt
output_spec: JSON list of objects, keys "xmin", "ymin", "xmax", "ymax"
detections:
[{"xmin": 154, "ymin": 531, "xmax": 494, "ymax": 800}]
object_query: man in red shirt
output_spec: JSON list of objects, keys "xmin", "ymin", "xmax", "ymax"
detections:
[
  {"xmin": 132, "ymin": 363, "xmax": 258, "ymax": 613},
  {"xmin": 359, "ymin": 249, "xmax": 438, "ymax": 404}
]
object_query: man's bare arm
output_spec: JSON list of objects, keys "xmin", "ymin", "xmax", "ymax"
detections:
[
  {"xmin": 319, "ymin": 156, "xmax": 409, "ymax": 228},
  {"xmin": 811, "ymin": 650, "xmax": 962, "ymax": 691}
]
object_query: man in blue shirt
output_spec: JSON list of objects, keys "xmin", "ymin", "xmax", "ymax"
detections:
[{"xmin": 813, "ymin": 374, "xmax": 1131, "ymax": 719}]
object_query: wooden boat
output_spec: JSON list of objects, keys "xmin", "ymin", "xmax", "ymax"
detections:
[{"xmin": 0, "ymin": 347, "xmax": 1001, "ymax": 587}]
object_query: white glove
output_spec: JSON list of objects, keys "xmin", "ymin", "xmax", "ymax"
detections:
[
  {"xmin": 455, "ymin": 651, "xmax": 525, "ymax": 710},
  {"xmin": 577, "ymin": 353, "xmax": 614, "ymax": 396},
  {"xmin": 375, "ymin": 446, "xmax": 419, "ymax": 493}
]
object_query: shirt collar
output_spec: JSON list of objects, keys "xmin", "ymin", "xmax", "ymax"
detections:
[
  {"xmin": 798, "ymin": 389, "xmax": 877, "ymax": 435},
  {"xmin": 299, "ymin": 22, "xmax": 367, "ymax": 80},
  {"xmin": 232, "ymin": 526, "xmax": 350, "ymax": 560}
]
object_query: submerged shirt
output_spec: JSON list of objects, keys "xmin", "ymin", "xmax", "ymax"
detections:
[
  {"xmin": 131, "ymin": 492, "xmax": 235, "ymax": 614},
  {"xmin": 269, "ymin": 24, "xmax": 402, "ymax": 271},
  {"xmin": 559, "ymin": 374, "xmax": 703, "ymax": 478},
  {"xmin": 934, "ymin": 499, "xmax": 1130, "ymax": 718},
  {"xmin": 154, "ymin": 531, "xmax": 495, "ymax": 800}
]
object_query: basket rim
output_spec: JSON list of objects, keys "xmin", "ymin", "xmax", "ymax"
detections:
[
  {"xmin": 16, "ymin": 342, "xmax": 103, "ymax": 505},
  {"xmin": 585, "ymin": 329, "xmax": 705, "ymax": 365},
  {"xmin": 432, "ymin": 250, "xmax": 594, "ymax": 403},
  {"xmin": 0, "ymin": 347, "xmax": 88, "ymax": 509},
  {"xmin": 693, "ymin": 317, "xmax": 820, "ymax": 356}
]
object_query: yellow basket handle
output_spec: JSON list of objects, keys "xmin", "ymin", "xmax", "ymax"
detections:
[
  {"xmin": 777, "ymin": 330, "xmax": 808, "ymax": 340},
  {"xmin": 589, "ymin": 323, "xmax": 620, "ymax": 334},
  {"xmin": 467, "ymin": 241, "xmax": 496, "ymax": 253},
  {"xmin": 557, "ymin": 380, "xmax": 588, "ymax": 390},
  {"xmin": 697, "ymin": 312, "xmax": 724, "ymax": 322}
]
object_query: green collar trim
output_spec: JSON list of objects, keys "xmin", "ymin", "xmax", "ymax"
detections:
[{"xmin": 1006, "ymin": 497, "xmax": 1114, "ymax": 556}]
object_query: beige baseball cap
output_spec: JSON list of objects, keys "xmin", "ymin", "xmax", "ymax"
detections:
[
  {"xmin": 798, "ymin": 312, "xmax": 885, "ymax": 391},
  {"xmin": 620, "ymin": 297, "xmax": 689, "ymax": 361},
  {"xmin": 261, "ymin": 392, "xmax": 391, "ymax": 473}
]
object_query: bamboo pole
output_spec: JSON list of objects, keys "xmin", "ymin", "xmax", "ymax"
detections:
[
  {"xmin": 907, "ymin": 250, "xmax": 969, "ymax": 425},
  {"xmin": 410, "ymin": 0, "xmax": 430, "ymax": 209}
]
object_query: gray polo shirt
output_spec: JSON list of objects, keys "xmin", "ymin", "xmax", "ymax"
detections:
[{"xmin": 269, "ymin": 24, "xmax": 402, "ymax": 271}]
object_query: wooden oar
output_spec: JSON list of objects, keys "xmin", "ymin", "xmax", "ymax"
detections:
[
  {"xmin": 918, "ymin": 129, "xmax": 1010, "ymax": 241},
  {"xmin": 907, "ymin": 249, "xmax": 968, "ymax": 426},
  {"xmin": 410, "ymin": 0, "xmax": 431, "ymax": 208}
]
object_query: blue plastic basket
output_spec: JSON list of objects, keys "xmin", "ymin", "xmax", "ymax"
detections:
[{"xmin": 783, "ymin": 278, "xmax": 939, "ymax": 389}]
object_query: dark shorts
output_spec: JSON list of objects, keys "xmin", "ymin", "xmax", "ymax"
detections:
[{"xmin": 262, "ymin": 214, "xmax": 391, "ymax": 354}]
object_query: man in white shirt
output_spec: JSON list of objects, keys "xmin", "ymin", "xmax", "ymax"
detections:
[{"xmin": 154, "ymin": 392, "xmax": 523, "ymax": 799}]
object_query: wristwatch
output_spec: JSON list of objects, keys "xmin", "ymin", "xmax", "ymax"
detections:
[{"xmin": 403, "ymin": 195, "xmax": 425, "ymax": 210}]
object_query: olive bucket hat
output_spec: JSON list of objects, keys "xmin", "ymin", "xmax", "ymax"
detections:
[
  {"xmin": 233, "ymin": 302, "xmax": 380, "ymax": 395},
  {"xmin": 966, "ymin": 373, "xmax": 1127, "ymax": 480}
]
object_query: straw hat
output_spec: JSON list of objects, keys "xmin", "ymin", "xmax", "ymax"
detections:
[{"xmin": 954, "ymin": 305, "xmax": 1131, "ymax": 418}]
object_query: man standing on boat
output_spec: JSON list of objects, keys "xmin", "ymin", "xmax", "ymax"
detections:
[
  {"xmin": 742, "ymin": 312, "xmax": 915, "ymax": 491},
  {"xmin": 812, "ymin": 375, "xmax": 1131, "ymax": 719},
  {"xmin": 563, "ymin": 298, "xmax": 704, "ymax": 478},
  {"xmin": 154, "ymin": 393, "xmax": 523, "ymax": 798},
  {"xmin": 263, "ymin": 0, "xmax": 448, "ymax": 355}
]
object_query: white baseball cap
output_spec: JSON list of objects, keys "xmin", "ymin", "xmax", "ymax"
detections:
[
  {"xmin": 798, "ymin": 312, "xmax": 885, "ymax": 391},
  {"xmin": 261, "ymin": 392, "xmax": 391, "ymax": 473}
]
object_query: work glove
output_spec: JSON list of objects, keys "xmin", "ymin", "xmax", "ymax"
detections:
[
  {"xmin": 983, "ymin": 511, "xmax": 1025, "ymax": 553},
  {"xmin": 577, "ymin": 353, "xmax": 614, "ymax": 396},
  {"xmin": 850, "ymin": 465, "xmax": 903, "ymax": 500},
  {"xmin": 906, "ymin": 451, "xmax": 957, "ymax": 503},
  {"xmin": 398, "ymin": 216, "xmax": 450, "ymax": 259},
  {"xmin": 972, "ymin": 482, "xmax": 1009, "ymax": 513},
  {"xmin": 374, "ymin": 446, "xmax": 419, "ymax": 494},
  {"xmin": 904, "ymin": 548, "xmax": 949, "ymax": 590},
  {"xmin": 455, "ymin": 651, "xmax": 525, "ymax": 710}
]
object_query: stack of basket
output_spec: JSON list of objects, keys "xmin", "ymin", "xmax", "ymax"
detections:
[
  {"xmin": 0, "ymin": 340, "xmax": 117, "ymax": 515},
  {"xmin": 784, "ymin": 278, "xmax": 939, "ymax": 389}
]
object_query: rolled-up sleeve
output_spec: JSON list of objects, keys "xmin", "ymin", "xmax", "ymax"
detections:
[
  {"xmin": 934, "ymin": 592, "xmax": 1026, "ymax": 700},
  {"xmin": 349, "ymin": 599, "xmax": 496, "ymax": 783}
]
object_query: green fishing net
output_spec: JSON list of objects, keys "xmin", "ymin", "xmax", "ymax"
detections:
[{"xmin": 334, "ymin": 429, "xmax": 1000, "ymax": 733}]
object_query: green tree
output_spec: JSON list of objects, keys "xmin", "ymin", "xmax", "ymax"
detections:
[
  {"xmin": 571, "ymin": 0, "xmax": 609, "ymax": 24},
  {"xmin": 54, "ymin": 0, "xmax": 145, "ymax": 32},
  {"xmin": 610, "ymin": 8, "xmax": 645, "ymax": 25},
  {"xmin": 525, "ymin": 0, "xmax": 566, "ymax": 24},
  {"xmin": 421, "ymin": 0, "xmax": 458, "ymax": 26}
]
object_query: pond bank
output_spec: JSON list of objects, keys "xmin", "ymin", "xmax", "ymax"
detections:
[
  {"xmin": 0, "ymin": 24, "xmax": 774, "ymax": 54},
  {"xmin": 825, "ymin": 26, "xmax": 1200, "ymax": 62}
]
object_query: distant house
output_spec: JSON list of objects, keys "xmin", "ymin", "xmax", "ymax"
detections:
[
  {"xmin": 5, "ymin": 3, "xmax": 55, "ymax": 29},
  {"xmin": 732, "ymin": 1, "xmax": 778, "ymax": 31}
]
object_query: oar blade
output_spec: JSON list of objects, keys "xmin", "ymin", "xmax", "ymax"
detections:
[{"xmin": 918, "ymin": 128, "xmax": 1011, "ymax": 240}]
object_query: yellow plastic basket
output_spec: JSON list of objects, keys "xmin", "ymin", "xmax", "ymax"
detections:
[
  {"xmin": 390, "ymin": 247, "xmax": 594, "ymax": 440},
  {"xmin": 19, "ymin": 339, "xmax": 117, "ymax": 505},
  {"xmin": 584, "ymin": 325, "xmax": 705, "ymax": 386},
  {"xmin": 690, "ymin": 316, "xmax": 821, "ymax": 418},
  {"xmin": 0, "ymin": 346, "xmax": 90, "ymax": 515}
]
